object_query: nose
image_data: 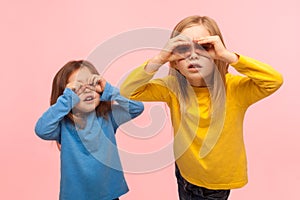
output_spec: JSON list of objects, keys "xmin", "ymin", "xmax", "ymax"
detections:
[{"xmin": 188, "ymin": 48, "xmax": 199, "ymax": 60}]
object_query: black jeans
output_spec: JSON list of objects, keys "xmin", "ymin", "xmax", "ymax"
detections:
[{"xmin": 175, "ymin": 165, "xmax": 230, "ymax": 200}]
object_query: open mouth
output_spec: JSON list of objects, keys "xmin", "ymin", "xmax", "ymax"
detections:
[
  {"xmin": 84, "ymin": 95, "xmax": 95, "ymax": 102},
  {"xmin": 188, "ymin": 63, "xmax": 202, "ymax": 69}
]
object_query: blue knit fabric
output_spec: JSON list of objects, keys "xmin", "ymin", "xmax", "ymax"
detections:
[{"xmin": 35, "ymin": 83, "xmax": 144, "ymax": 200}]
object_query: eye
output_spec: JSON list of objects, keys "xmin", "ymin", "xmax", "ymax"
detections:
[
  {"xmin": 195, "ymin": 43, "xmax": 212, "ymax": 51},
  {"xmin": 173, "ymin": 45, "xmax": 191, "ymax": 54},
  {"xmin": 202, "ymin": 43, "xmax": 213, "ymax": 51}
]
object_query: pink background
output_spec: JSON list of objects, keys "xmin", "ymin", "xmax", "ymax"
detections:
[{"xmin": 1, "ymin": 0, "xmax": 299, "ymax": 199}]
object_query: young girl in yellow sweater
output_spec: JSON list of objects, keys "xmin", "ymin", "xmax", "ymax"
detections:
[{"xmin": 120, "ymin": 15, "xmax": 283, "ymax": 199}]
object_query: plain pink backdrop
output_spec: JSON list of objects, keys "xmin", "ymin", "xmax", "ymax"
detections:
[{"xmin": 1, "ymin": 0, "xmax": 299, "ymax": 199}]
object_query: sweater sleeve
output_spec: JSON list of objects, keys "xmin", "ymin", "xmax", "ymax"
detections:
[
  {"xmin": 229, "ymin": 54, "xmax": 283, "ymax": 107},
  {"xmin": 35, "ymin": 88, "xmax": 80, "ymax": 141},
  {"xmin": 101, "ymin": 82, "xmax": 144, "ymax": 128},
  {"xmin": 120, "ymin": 61, "xmax": 172, "ymax": 102}
]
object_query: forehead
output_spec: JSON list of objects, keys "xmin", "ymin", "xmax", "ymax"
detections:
[
  {"xmin": 68, "ymin": 67, "xmax": 93, "ymax": 83},
  {"xmin": 181, "ymin": 25, "xmax": 211, "ymax": 40}
]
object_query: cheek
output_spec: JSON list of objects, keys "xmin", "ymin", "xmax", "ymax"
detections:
[
  {"xmin": 95, "ymin": 93, "xmax": 101, "ymax": 104},
  {"xmin": 175, "ymin": 60, "xmax": 188, "ymax": 70},
  {"xmin": 95, "ymin": 100, "xmax": 100, "ymax": 107},
  {"xmin": 206, "ymin": 62, "xmax": 215, "ymax": 73},
  {"xmin": 95, "ymin": 92, "xmax": 100, "ymax": 99}
]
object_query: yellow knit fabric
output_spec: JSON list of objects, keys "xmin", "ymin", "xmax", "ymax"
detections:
[{"xmin": 120, "ymin": 55, "xmax": 283, "ymax": 189}]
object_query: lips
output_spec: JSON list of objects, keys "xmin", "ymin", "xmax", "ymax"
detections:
[
  {"xmin": 83, "ymin": 95, "xmax": 95, "ymax": 102},
  {"xmin": 188, "ymin": 63, "xmax": 202, "ymax": 69}
]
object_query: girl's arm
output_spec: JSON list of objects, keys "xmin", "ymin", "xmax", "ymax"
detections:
[
  {"xmin": 195, "ymin": 35, "xmax": 283, "ymax": 106},
  {"xmin": 35, "ymin": 88, "xmax": 80, "ymax": 141},
  {"xmin": 120, "ymin": 61, "xmax": 173, "ymax": 102},
  {"xmin": 100, "ymin": 82, "xmax": 144, "ymax": 127},
  {"xmin": 230, "ymin": 55, "xmax": 283, "ymax": 106},
  {"xmin": 120, "ymin": 34, "xmax": 193, "ymax": 101}
]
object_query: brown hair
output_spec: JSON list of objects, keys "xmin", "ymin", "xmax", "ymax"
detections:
[{"xmin": 50, "ymin": 60, "xmax": 112, "ymax": 124}]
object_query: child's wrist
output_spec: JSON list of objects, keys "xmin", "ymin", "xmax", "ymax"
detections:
[
  {"xmin": 145, "ymin": 55, "xmax": 164, "ymax": 73},
  {"xmin": 221, "ymin": 51, "xmax": 239, "ymax": 64},
  {"xmin": 228, "ymin": 53, "xmax": 239, "ymax": 65}
]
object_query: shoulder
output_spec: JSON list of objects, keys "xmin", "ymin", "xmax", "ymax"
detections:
[
  {"xmin": 225, "ymin": 73, "xmax": 247, "ymax": 88},
  {"xmin": 150, "ymin": 75, "xmax": 174, "ymax": 85}
]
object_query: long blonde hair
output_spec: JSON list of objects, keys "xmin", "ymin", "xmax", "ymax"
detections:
[
  {"xmin": 169, "ymin": 16, "xmax": 227, "ymax": 157},
  {"xmin": 169, "ymin": 15, "xmax": 228, "ymax": 100}
]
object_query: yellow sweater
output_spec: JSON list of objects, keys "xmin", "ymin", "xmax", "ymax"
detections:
[{"xmin": 120, "ymin": 55, "xmax": 283, "ymax": 189}]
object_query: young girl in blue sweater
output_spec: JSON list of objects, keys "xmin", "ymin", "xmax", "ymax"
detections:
[{"xmin": 35, "ymin": 60, "xmax": 144, "ymax": 200}]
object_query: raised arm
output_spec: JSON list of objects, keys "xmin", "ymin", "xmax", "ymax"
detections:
[
  {"xmin": 195, "ymin": 35, "xmax": 283, "ymax": 106},
  {"xmin": 100, "ymin": 82, "xmax": 144, "ymax": 127},
  {"xmin": 120, "ymin": 34, "xmax": 192, "ymax": 101},
  {"xmin": 229, "ymin": 54, "xmax": 283, "ymax": 106},
  {"xmin": 35, "ymin": 88, "xmax": 80, "ymax": 141},
  {"xmin": 120, "ymin": 61, "xmax": 173, "ymax": 102}
]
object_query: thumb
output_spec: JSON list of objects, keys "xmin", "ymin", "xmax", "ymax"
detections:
[{"xmin": 95, "ymin": 84, "xmax": 103, "ymax": 93}]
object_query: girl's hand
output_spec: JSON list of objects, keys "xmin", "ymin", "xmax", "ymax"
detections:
[
  {"xmin": 160, "ymin": 34, "xmax": 193, "ymax": 63},
  {"xmin": 146, "ymin": 35, "xmax": 191, "ymax": 73},
  {"xmin": 195, "ymin": 36, "xmax": 238, "ymax": 64},
  {"xmin": 87, "ymin": 75, "xmax": 106, "ymax": 94},
  {"xmin": 66, "ymin": 81, "xmax": 86, "ymax": 96}
]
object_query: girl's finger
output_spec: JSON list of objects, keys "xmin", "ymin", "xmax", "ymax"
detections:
[
  {"xmin": 95, "ymin": 76, "xmax": 102, "ymax": 86},
  {"xmin": 75, "ymin": 83, "xmax": 86, "ymax": 95},
  {"xmin": 175, "ymin": 34, "xmax": 192, "ymax": 42},
  {"xmin": 195, "ymin": 35, "xmax": 218, "ymax": 43},
  {"xmin": 85, "ymin": 84, "xmax": 96, "ymax": 91},
  {"xmin": 95, "ymin": 84, "xmax": 103, "ymax": 93},
  {"xmin": 67, "ymin": 82, "xmax": 79, "ymax": 92},
  {"xmin": 88, "ymin": 75, "xmax": 95, "ymax": 86},
  {"xmin": 95, "ymin": 75, "xmax": 101, "ymax": 85}
]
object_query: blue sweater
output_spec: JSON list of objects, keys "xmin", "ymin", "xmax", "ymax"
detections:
[{"xmin": 35, "ymin": 83, "xmax": 144, "ymax": 200}]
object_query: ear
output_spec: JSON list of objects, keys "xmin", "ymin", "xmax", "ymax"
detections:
[{"xmin": 169, "ymin": 61, "xmax": 179, "ymax": 70}]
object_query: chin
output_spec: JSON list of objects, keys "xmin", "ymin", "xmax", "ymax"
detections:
[
  {"xmin": 82, "ymin": 107, "xmax": 97, "ymax": 113},
  {"xmin": 74, "ymin": 100, "xmax": 99, "ymax": 113},
  {"xmin": 186, "ymin": 73, "xmax": 203, "ymax": 80}
]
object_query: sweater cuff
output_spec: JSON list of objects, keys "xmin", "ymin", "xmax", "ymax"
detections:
[
  {"xmin": 229, "ymin": 54, "xmax": 249, "ymax": 68},
  {"xmin": 142, "ymin": 60, "xmax": 159, "ymax": 75},
  {"xmin": 100, "ymin": 82, "xmax": 114, "ymax": 101},
  {"xmin": 138, "ymin": 60, "xmax": 158, "ymax": 76},
  {"xmin": 64, "ymin": 88, "xmax": 80, "ymax": 107}
]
